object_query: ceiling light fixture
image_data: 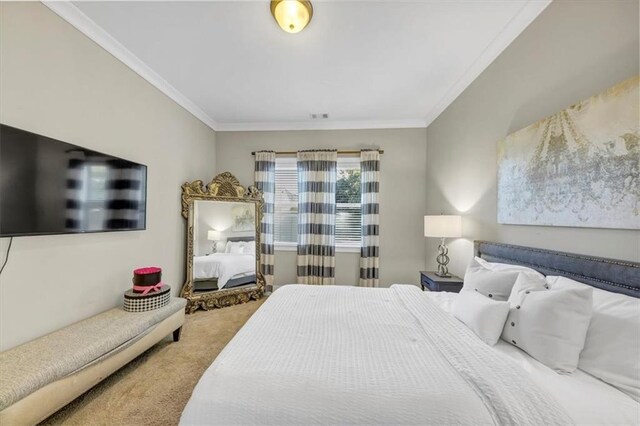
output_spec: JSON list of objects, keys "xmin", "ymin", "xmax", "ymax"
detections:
[{"xmin": 270, "ymin": 0, "xmax": 313, "ymax": 34}]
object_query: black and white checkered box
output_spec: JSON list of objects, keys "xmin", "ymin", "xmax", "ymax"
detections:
[{"xmin": 123, "ymin": 285, "xmax": 171, "ymax": 312}]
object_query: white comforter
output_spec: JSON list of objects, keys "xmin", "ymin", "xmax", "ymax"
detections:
[
  {"xmin": 180, "ymin": 285, "xmax": 572, "ymax": 425},
  {"xmin": 192, "ymin": 253, "xmax": 255, "ymax": 289}
]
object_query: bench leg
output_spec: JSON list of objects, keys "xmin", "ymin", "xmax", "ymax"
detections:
[{"xmin": 173, "ymin": 326, "xmax": 183, "ymax": 342}]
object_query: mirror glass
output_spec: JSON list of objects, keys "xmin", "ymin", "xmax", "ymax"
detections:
[{"xmin": 191, "ymin": 200, "xmax": 257, "ymax": 292}]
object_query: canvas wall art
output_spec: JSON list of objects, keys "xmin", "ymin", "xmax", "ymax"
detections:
[
  {"xmin": 232, "ymin": 205, "xmax": 255, "ymax": 232},
  {"xmin": 497, "ymin": 76, "xmax": 639, "ymax": 229}
]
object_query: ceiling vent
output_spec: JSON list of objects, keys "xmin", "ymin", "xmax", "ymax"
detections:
[{"xmin": 310, "ymin": 113, "xmax": 329, "ymax": 119}]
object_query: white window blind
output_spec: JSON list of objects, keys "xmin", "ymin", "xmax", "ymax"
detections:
[
  {"xmin": 273, "ymin": 156, "xmax": 362, "ymax": 248},
  {"xmin": 274, "ymin": 157, "xmax": 298, "ymax": 244},
  {"xmin": 335, "ymin": 157, "xmax": 361, "ymax": 247}
]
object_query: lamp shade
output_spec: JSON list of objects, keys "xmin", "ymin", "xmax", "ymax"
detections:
[
  {"xmin": 207, "ymin": 230, "xmax": 222, "ymax": 241},
  {"xmin": 424, "ymin": 215, "xmax": 462, "ymax": 238}
]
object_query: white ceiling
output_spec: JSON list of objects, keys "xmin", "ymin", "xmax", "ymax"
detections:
[{"xmin": 46, "ymin": 1, "xmax": 549, "ymax": 131}]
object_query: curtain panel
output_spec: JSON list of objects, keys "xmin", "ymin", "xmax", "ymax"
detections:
[
  {"xmin": 254, "ymin": 151, "xmax": 276, "ymax": 288},
  {"xmin": 359, "ymin": 150, "xmax": 380, "ymax": 287},
  {"xmin": 297, "ymin": 150, "xmax": 337, "ymax": 285}
]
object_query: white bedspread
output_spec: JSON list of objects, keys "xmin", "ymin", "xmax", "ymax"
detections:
[
  {"xmin": 192, "ymin": 253, "xmax": 255, "ymax": 289},
  {"xmin": 180, "ymin": 285, "xmax": 572, "ymax": 425}
]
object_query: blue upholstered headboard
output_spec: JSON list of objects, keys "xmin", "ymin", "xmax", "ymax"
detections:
[
  {"xmin": 474, "ymin": 241, "xmax": 640, "ymax": 298},
  {"xmin": 227, "ymin": 236, "xmax": 255, "ymax": 242}
]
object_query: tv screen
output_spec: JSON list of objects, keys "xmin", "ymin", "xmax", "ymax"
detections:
[{"xmin": 0, "ymin": 124, "xmax": 147, "ymax": 237}]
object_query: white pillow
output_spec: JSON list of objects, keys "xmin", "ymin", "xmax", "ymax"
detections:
[
  {"xmin": 506, "ymin": 271, "xmax": 547, "ymax": 301},
  {"xmin": 474, "ymin": 256, "xmax": 544, "ymax": 279},
  {"xmin": 225, "ymin": 241, "xmax": 244, "ymax": 254},
  {"xmin": 453, "ymin": 289, "xmax": 510, "ymax": 346},
  {"xmin": 229, "ymin": 245, "xmax": 244, "ymax": 254},
  {"xmin": 243, "ymin": 241, "xmax": 256, "ymax": 255},
  {"xmin": 502, "ymin": 273, "xmax": 593, "ymax": 373},
  {"xmin": 547, "ymin": 276, "xmax": 640, "ymax": 402},
  {"xmin": 463, "ymin": 258, "xmax": 520, "ymax": 301}
]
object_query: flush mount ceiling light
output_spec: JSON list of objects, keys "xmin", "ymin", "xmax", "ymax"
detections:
[{"xmin": 270, "ymin": 0, "xmax": 313, "ymax": 34}]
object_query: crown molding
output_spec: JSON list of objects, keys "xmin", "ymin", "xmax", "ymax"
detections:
[
  {"xmin": 422, "ymin": 0, "xmax": 551, "ymax": 127},
  {"xmin": 42, "ymin": 0, "xmax": 548, "ymax": 134},
  {"xmin": 215, "ymin": 119, "xmax": 427, "ymax": 132},
  {"xmin": 42, "ymin": 1, "xmax": 219, "ymax": 131}
]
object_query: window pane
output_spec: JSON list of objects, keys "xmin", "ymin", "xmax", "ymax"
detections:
[
  {"xmin": 273, "ymin": 156, "xmax": 363, "ymax": 247},
  {"xmin": 336, "ymin": 157, "xmax": 361, "ymax": 246},
  {"xmin": 274, "ymin": 157, "xmax": 298, "ymax": 243}
]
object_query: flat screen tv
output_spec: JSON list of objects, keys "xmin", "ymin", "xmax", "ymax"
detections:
[{"xmin": 0, "ymin": 124, "xmax": 147, "ymax": 237}]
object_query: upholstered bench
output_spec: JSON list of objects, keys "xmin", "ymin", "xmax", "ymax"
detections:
[{"xmin": 0, "ymin": 297, "xmax": 186, "ymax": 426}]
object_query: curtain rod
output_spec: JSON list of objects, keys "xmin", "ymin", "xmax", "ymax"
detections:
[{"xmin": 251, "ymin": 149, "xmax": 384, "ymax": 155}]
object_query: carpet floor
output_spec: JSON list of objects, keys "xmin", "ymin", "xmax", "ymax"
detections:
[{"xmin": 41, "ymin": 298, "xmax": 265, "ymax": 426}]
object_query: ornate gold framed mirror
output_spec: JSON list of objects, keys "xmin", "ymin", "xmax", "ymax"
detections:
[{"xmin": 180, "ymin": 172, "xmax": 265, "ymax": 313}]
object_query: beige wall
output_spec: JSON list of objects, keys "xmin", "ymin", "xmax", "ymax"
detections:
[
  {"xmin": 216, "ymin": 129, "xmax": 427, "ymax": 287},
  {"xmin": 0, "ymin": 3, "xmax": 217, "ymax": 350},
  {"xmin": 425, "ymin": 0, "xmax": 640, "ymax": 277}
]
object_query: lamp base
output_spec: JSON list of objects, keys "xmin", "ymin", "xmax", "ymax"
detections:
[{"xmin": 435, "ymin": 238, "xmax": 451, "ymax": 278}]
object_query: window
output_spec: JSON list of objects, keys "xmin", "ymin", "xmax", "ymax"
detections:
[
  {"xmin": 273, "ymin": 156, "xmax": 362, "ymax": 249},
  {"xmin": 274, "ymin": 157, "xmax": 298, "ymax": 244},
  {"xmin": 335, "ymin": 157, "xmax": 361, "ymax": 247}
]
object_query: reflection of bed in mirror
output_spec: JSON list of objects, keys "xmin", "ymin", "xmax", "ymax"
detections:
[
  {"xmin": 193, "ymin": 236, "xmax": 256, "ymax": 292},
  {"xmin": 182, "ymin": 172, "xmax": 264, "ymax": 313}
]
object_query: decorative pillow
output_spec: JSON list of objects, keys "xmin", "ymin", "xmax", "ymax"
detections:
[
  {"xmin": 225, "ymin": 241, "xmax": 244, "ymax": 254},
  {"xmin": 453, "ymin": 289, "xmax": 510, "ymax": 346},
  {"xmin": 506, "ymin": 271, "xmax": 547, "ymax": 302},
  {"xmin": 547, "ymin": 276, "xmax": 640, "ymax": 402},
  {"xmin": 229, "ymin": 245, "xmax": 244, "ymax": 254},
  {"xmin": 243, "ymin": 241, "xmax": 256, "ymax": 255},
  {"xmin": 502, "ymin": 273, "xmax": 593, "ymax": 373},
  {"xmin": 474, "ymin": 256, "xmax": 544, "ymax": 279},
  {"xmin": 462, "ymin": 258, "xmax": 520, "ymax": 301}
]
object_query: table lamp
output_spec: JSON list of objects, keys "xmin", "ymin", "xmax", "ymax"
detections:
[
  {"xmin": 424, "ymin": 215, "xmax": 462, "ymax": 277},
  {"xmin": 207, "ymin": 230, "xmax": 222, "ymax": 253}
]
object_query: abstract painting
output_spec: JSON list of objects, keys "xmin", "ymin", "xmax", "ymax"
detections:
[
  {"xmin": 498, "ymin": 76, "xmax": 639, "ymax": 229},
  {"xmin": 231, "ymin": 205, "xmax": 255, "ymax": 232}
]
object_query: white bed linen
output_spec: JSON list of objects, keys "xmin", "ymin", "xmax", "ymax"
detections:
[
  {"xmin": 192, "ymin": 253, "xmax": 255, "ymax": 289},
  {"xmin": 426, "ymin": 291, "xmax": 640, "ymax": 426},
  {"xmin": 181, "ymin": 285, "xmax": 572, "ymax": 425}
]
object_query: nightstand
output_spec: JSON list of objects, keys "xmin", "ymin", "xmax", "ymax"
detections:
[{"xmin": 420, "ymin": 271, "xmax": 463, "ymax": 292}]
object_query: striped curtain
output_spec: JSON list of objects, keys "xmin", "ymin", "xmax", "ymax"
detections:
[
  {"xmin": 297, "ymin": 150, "xmax": 337, "ymax": 285},
  {"xmin": 359, "ymin": 150, "xmax": 380, "ymax": 287},
  {"xmin": 254, "ymin": 151, "xmax": 276, "ymax": 288}
]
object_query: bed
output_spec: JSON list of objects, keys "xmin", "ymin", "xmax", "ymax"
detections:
[
  {"xmin": 193, "ymin": 237, "xmax": 256, "ymax": 290},
  {"xmin": 180, "ymin": 241, "xmax": 640, "ymax": 425}
]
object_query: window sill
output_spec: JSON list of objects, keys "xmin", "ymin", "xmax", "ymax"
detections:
[
  {"xmin": 336, "ymin": 245, "xmax": 361, "ymax": 253},
  {"xmin": 274, "ymin": 243, "xmax": 297, "ymax": 252},
  {"xmin": 274, "ymin": 243, "xmax": 361, "ymax": 253}
]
